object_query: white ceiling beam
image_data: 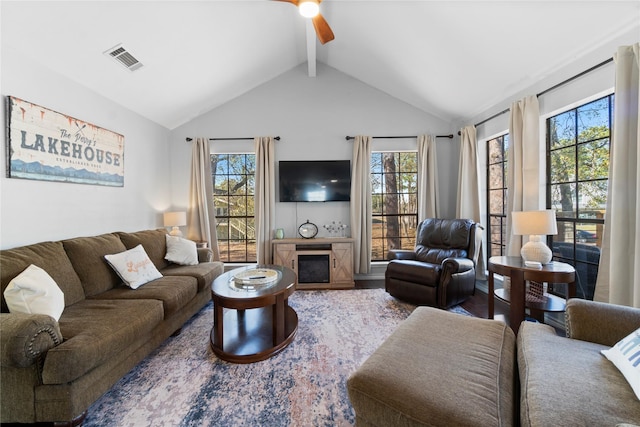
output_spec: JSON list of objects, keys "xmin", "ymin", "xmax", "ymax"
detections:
[{"xmin": 306, "ymin": 20, "xmax": 316, "ymax": 77}]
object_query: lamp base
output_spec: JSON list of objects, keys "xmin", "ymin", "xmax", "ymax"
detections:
[
  {"xmin": 520, "ymin": 235, "xmax": 552, "ymax": 264},
  {"xmin": 169, "ymin": 226, "xmax": 183, "ymax": 237}
]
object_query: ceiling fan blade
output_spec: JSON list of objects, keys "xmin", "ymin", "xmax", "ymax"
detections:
[
  {"xmin": 312, "ymin": 13, "xmax": 334, "ymax": 44},
  {"xmin": 273, "ymin": 0, "xmax": 300, "ymax": 5}
]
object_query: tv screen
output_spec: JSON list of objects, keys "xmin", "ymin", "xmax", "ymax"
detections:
[{"xmin": 279, "ymin": 160, "xmax": 351, "ymax": 202}]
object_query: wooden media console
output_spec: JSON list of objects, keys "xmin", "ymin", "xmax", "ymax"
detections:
[{"xmin": 272, "ymin": 238, "xmax": 355, "ymax": 289}]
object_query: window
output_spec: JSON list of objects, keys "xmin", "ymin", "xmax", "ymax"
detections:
[
  {"xmin": 370, "ymin": 152, "xmax": 418, "ymax": 261},
  {"xmin": 547, "ymin": 94, "xmax": 613, "ymax": 300},
  {"xmin": 487, "ymin": 134, "xmax": 509, "ymax": 260},
  {"xmin": 211, "ymin": 153, "xmax": 256, "ymax": 262}
]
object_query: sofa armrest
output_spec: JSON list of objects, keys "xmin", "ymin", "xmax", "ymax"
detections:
[
  {"xmin": 0, "ymin": 313, "xmax": 62, "ymax": 368},
  {"xmin": 197, "ymin": 247, "xmax": 213, "ymax": 263},
  {"xmin": 565, "ymin": 298, "xmax": 640, "ymax": 346},
  {"xmin": 387, "ymin": 250, "xmax": 416, "ymax": 261}
]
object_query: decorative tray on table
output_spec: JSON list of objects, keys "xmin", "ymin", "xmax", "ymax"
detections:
[{"xmin": 230, "ymin": 268, "xmax": 280, "ymax": 291}]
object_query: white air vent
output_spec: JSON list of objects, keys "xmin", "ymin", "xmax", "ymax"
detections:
[{"xmin": 104, "ymin": 44, "xmax": 143, "ymax": 71}]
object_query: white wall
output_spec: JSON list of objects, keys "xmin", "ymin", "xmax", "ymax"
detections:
[
  {"xmin": 169, "ymin": 63, "xmax": 456, "ymax": 240},
  {"xmin": 0, "ymin": 47, "xmax": 172, "ymax": 249}
]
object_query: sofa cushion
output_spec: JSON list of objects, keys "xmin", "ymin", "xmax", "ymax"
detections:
[
  {"xmin": 117, "ymin": 229, "xmax": 171, "ymax": 271},
  {"xmin": 1, "ymin": 241, "xmax": 85, "ymax": 311},
  {"xmin": 104, "ymin": 245, "xmax": 163, "ymax": 289},
  {"xmin": 348, "ymin": 307, "xmax": 516, "ymax": 427},
  {"xmin": 518, "ymin": 321, "xmax": 640, "ymax": 426},
  {"xmin": 601, "ymin": 327, "xmax": 640, "ymax": 400},
  {"xmin": 4, "ymin": 265, "xmax": 65, "ymax": 321},
  {"xmin": 41, "ymin": 298, "xmax": 163, "ymax": 385},
  {"xmin": 91, "ymin": 275, "xmax": 198, "ymax": 317},
  {"xmin": 62, "ymin": 233, "xmax": 127, "ymax": 297},
  {"xmin": 162, "ymin": 261, "xmax": 224, "ymax": 292}
]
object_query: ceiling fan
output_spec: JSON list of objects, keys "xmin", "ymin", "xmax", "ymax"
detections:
[{"xmin": 275, "ymin": 0, "xmax": 335, "ymax": 45}]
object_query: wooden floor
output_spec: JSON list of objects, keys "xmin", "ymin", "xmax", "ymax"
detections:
[
  {"xmin": 356, "ymin": 279, "xmax": 564, "ymax": 335},
  {"xmin": 355, "ymin": 279, "xmax": 509, "ymax": 317}
]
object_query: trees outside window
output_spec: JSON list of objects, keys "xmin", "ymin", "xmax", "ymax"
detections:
[
  {"xmin": 211, "ymin": 153, "xmax": 256, "ymax": 262},
  {"xmin": 547, "ymin": 94, "xmax": 613, "ymax": 300},
  {"xmin": 487, "ymin": 134, "xmax": 509, "ymax": 261},
  {"xmin": 370, "ymin": 152, "xmax": 418, "ymax": 261}
]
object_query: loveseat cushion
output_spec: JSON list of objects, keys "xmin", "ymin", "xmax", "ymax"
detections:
[
  {"xmin": 162, "ymin": 261, "xmax": 224, "ymax": 292},
  {"xmin": 517, "ymin": 321, "xmax": 640, "ymax": 426},
  {"xmin": 91, "ymin": 276, "xmax": 198, "ymax": 317},
  {"xmin": 41, "ymin": 298, "xmax": 163, "ymax": 385},
  {"xmin": 1, "ymin": 241, "xmax": 85, "ymax": 310},
  {"xmin": 62, "ymin": 233, "xmax": 127, "ymax": 297},
  {"xmin": 117, "ymin": 229, "xmax": 171, "ymax": 271}
]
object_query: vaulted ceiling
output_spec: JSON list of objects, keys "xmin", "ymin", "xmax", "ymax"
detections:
[{"xmin": 2, "ymin": 1, "xmax": 638, "ymax": 130}]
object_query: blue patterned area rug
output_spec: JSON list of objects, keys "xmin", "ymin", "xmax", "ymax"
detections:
[{"xmin": 83, "ymin": 289, "xmax": 471, "ymax": 427}]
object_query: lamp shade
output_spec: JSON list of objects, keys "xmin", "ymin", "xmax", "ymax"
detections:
[
  {"xmin": 163, "ymin": 211, "xmax": 187, "ymax": 227},
  {"xmin": 512, "ymin": 210, "xmax": 557, "ymax": 264},
  {"xmin": 511, "ymin": 210, "xmax": 558, "ymax": 236}
]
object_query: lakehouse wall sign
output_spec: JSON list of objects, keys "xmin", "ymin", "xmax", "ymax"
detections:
[{"xmin": 5, "ymin": 96, "xmax": 124, "ymax": 187}]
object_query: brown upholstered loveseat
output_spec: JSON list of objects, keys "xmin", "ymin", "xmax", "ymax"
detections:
[
  {"xmin": 518, "ymin": 298, "xmax": 640, "ymax": 426},
  {"xmin": 0, "ymin": 228, "xmax": 224, "ymax": 425}
]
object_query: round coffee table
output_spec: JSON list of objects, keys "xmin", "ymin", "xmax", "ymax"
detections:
[{"xmin": 210, "ymin": 264, "xmax": 297, "ymax": 363}]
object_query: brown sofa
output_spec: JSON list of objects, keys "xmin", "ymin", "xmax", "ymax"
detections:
[
  {"xmin": 0, "ymin": 228, "xmax": 224, "ymax": 425},
  {"xmin": 348, "ymin": 299, "xmax": 640, "ymax": 426}
]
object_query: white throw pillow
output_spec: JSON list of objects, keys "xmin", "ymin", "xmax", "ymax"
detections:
[
  {"xmin": 104, "ymin": 244, "xmax": 163, "ymax": 289},
  {"xmin": 165, "ymin": 235, "xmax": 199, "ymax": 266},
  {"xmin": 601, "ymin": 327, "xmax": 640, "ymax": 400},
  {"xmin": 3, "ymin": 264, "xmax": 65, "ymax": 321}
]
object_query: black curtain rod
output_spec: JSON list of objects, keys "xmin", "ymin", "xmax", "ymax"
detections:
[
  {"xmin": 345, "ymin": 134, "xmax": 454, "ymax": 141},
  {"xmin": 537, "ymin": 57, "xmax": 614, "ymax": 98},
  {"xmin": 461, "ymin": 56, "xmax": 615, "ymax": 134},
  {"xmin": 186, "ymin": 136, "xmax": 281, "ymax": 142}
]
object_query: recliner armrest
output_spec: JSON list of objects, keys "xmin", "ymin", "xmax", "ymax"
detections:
[
  {"xmin": 387, "ymin": 250, "xmax": 416, "ymax": 261},
  {"xmin": 441, "ymin": 257, "xmax": 474, "ymax": 274}
]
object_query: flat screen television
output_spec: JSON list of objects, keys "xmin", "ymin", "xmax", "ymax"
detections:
[{"xmin": 279, "ymin": 160, "xmax": 351, "ymax": 202}]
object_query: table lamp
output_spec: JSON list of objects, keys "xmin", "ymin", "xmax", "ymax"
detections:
[
  {"xmin": 163, "ymin": 211, "xmax": 187, "ymax": 237},
  {"xmin": 511, "ymin": 210, "xmax": 558, "ymax": 265}
]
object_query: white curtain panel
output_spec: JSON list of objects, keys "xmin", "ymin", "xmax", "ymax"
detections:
[
  {"xmin": 417, "ymin": 134, "xmax": 439, "ymax": 220},
  {"xmin": 350, "ymin": 135, "xmax": 372, "ymax": 274},
  {"xmin": 457, "ymin": 125, "xmax": 486, "ymax": 279},
  {"xmin": 506, "ymin": 95, "xmax": 541, "ymax": 257},
  {"xmin": 595, "ymin": 43, "xmax": 640, "ymax": 307},
  {"xmin": 187, "ymin": 137, "xmax": 220, "ymax": 261},
  {"xmin": 255, "ymin": 136, "xmax": 276, "ymax": 265}
]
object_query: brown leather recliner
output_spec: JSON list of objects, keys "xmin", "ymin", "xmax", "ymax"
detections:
[{"xmin": 385, "ymin": 218, "xmax": 482, "ymax": 309}]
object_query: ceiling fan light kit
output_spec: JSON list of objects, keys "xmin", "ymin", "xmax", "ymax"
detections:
[
  {"xmin": 275, "ymin": 0, "xmax": 335, "ymax": 45},
  {"xmin": 299, "ymin": 0, "xmax": 320, "ymax": 18}
]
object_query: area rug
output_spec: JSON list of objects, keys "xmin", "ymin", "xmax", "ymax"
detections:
[{"xmin": 83, "ymin": 289, "xmax": 470, "ymax": 427}]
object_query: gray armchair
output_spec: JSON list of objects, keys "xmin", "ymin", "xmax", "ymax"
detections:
[{"xmin": 385, "ymin": 218, "xmax": 482, "ymax": 309}]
